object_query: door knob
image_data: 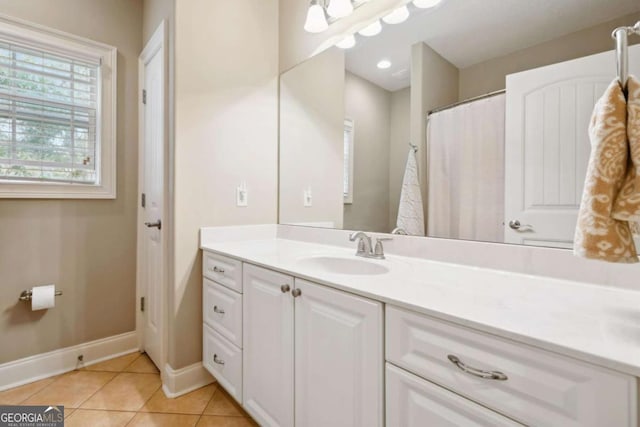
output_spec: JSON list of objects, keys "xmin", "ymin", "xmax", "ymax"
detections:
[
  {"xmin": 281, "ymin": 284, "xmax": 291, "ymax": 293},
  {"xmin": 145, "ymin": 220, "xmax": 162, "ymax": 230},
  {"xmin": 292, "ymin": 288, "xmax": 301, "ymax": 298},
  {"xmin": 508, "ymin": 220, "xmax": 521, "ymax": 230}
]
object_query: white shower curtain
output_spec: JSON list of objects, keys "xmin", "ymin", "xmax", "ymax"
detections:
[{"xmin": 427, "ymin": 93, "xmax": 505, "ymax": 243}]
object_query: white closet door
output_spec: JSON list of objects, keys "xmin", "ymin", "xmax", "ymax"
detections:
[
  {"xmin": 505, "ymin": 45, "xmax": 640, "ymax": 248},
  {"xmin": 294, "ymin": 278, "xmax": 383, "ymax": 427},
  {"xmin": 242, "ymin": 264, "xmax": 294, "ymax": 427}
]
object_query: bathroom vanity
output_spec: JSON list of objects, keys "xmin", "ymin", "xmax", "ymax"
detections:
[{"xmin": 201, "ymin": 225, "xmax": 640, "ymax": 427}]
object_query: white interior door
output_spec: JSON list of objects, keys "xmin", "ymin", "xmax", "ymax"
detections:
[
  {"xmin": 504, "ymin": 45, "xmax": 640, "ymax": 248},
  {"xmin": 138, "ymin": 23, "xmax": 166, "ymax": 370}
]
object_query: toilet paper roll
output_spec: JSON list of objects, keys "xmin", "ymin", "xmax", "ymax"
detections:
[{"xmin": 31, "ymin": 285, "xmax": 55, "ymax": 311}]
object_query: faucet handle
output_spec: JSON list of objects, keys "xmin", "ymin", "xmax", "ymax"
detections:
[{"xmin": 373, "ymin": 237, "xmax": 392, "ymax": 259}]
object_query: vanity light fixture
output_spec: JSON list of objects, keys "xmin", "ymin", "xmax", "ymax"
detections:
[
  {"xmin": 327, "ymin": 0, "xmax": 353, "ymax": 18},
  {"xmin": 377, "ymin": 59, "xmax": 392, "ymax": 69},
  {"xmin": 336, "ymin": 34, "xmax": 357, "ymax": 49},
  {"xmin": 358, "ymin": 19, "xmax": 382, "ymax": 37},
  {"xmin": 382, "ymin": 6, "xmax": 410, "ymax": 24},
  {"xmin": 413, "ymin": 0, "xmax": 442, "ymax": 8},
  {"xmin": 304, "ymin": 0, "xmax": 329, "ymax": 33}
]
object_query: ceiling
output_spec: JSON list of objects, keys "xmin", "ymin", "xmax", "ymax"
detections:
[{"xmin": 345, "ymin": 0, "xmax": 640, "ymax": 92}]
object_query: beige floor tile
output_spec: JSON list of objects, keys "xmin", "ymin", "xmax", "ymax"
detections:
[
  {"xmin": 83, "ymin": 352, "xmax": 141, "ymax": 372},
  {"xmin": 22, "ymin": 371, "xmax": 116, "ymax": 408},
  {"xmin": 0, "ymin": 377, "xmax": 57, "ymax": 405},
  {"xmin": 197, "ymin": 416, "xmax": 258, "ymax": 427},
  {"xmin": 65, "ymin": 408, "xmax": 76, "ymax": 419},
  {"xmin": 65, "ymin": 409, "xmax": 136, "ymax": 427},
  {"xmin": 124, "ymin": 353, "xmax": 159, "ymax": 373},
  {"xmin": 127, "ymin": 412, "xmax": 200, "ymax": 427},
  {"xmin": 203, "ymin": 388, "xmax": 247, "ymax": 417},
  {"xmin": 80, "ymin": 372, "xmax": 161, "ymax": 411},
  {"xmin": 141, "ymin": 384, "xmax": 217, "ymax": 414}
]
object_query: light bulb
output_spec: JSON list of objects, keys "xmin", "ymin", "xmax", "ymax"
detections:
[
  {"xmin": 327, "ymin": 0, "xmax": 353, "ymax": 18},
  {"xmin": 377, "ymin": 59, "xmax": 392, "ymax": 69},
  {"xmin": 358, "ymin": 20, "xmax": 382, "ymax": 37},
  {"xmin": 304, "ymin": 1, "xmax": 328, "ymax": 33},
  {"xmin": 336, "ymin": 35, "xmax": 356, "ymax": 49},
  {"xmin": 382, "ymin": 6, "xmax": 410, "ymax": 24},
  {"xmin": 413, "ymin": 0, "xmax": 442, "ymax": 8}
]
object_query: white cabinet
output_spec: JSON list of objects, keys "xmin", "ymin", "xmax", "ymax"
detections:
[
  {"xmin": 203, "ymin": 323, "xmax": 243, "ymax": 402},
  {"xmin": 243, "ymin": 264, "xmax": 295, "ymax": 427},
  {"xmin": 242, "ymin": 265, "xmax": 383, "ymax": 427},
  {"xmin": 294, "ymin": 278, "xmax": 383, "ymax": 427},
  {"xmin": 203, "ymin": 278, "xmax": 242, "ymax": 348},
  {"xmin": 386, "ymin": 306, "xmax": 638, "ymax": 427},
  {"xmin": 386, "ymin": 363, "xmax": 522, "ymax": 427}
]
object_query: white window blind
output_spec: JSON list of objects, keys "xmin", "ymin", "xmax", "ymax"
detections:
[
  {"xmin": 0, "ymin": 41, "xmax": 100, "ymax": 184},
  {"xmin": 343, "ymin": 118, "xmax": 354, "ymax": 204}
]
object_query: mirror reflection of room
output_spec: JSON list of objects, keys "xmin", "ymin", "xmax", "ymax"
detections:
[{"xmin": 278, "ymin": 0, "xmax": 640, "ymax": 249}]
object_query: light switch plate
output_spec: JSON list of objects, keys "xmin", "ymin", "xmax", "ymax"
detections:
[{"xmin": 237, "ymin": 183, "xmax": 248, "ymax": 207}]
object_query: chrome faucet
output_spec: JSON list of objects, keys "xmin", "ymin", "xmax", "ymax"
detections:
[{"xmin": 349, "ymin": 231, "xmax": 392, "ymax": 259}]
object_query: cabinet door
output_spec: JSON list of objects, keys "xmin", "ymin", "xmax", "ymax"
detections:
[
  {"xmin": 243, "ymin": 264, "xmax": 294, "ymax": 427},
  {"xmin": 386, "ymin": 364, "xmax": 522, "ymax": 427},
  {"xmin": 294, "ymin": 279, "xmax": 383, "ymax": 427}
]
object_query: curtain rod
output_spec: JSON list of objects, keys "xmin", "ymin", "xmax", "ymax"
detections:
[{"xmin": 427, "ymin": 89, "xmax": 506, "ymax": 116}]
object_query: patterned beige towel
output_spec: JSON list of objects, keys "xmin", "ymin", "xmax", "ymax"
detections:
[
  {"xmin": 613, "ymin": 76, "xmax": 640, "ymax": 223},
  {"xmin": 574, "ymin": 79, "xmax": 638, "ymax": 263}
]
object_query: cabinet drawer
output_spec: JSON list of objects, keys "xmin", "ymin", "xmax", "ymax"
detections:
[
  {"xmin": 203, "ymin": 323, "xmax": 242, "ymax": 403},
  {"xmin": 386, "ymin": 306, "xmax": 637, "ymax": 427},
  {"xmin": 203, "ymin": 251, "xmax": 242, "ymax": 292},
  {"xmin": 386, "ymin": 363, "xmax": 521, "ymax": 426},
  {"xmin": 203, "ymin": 278, "xmax": 242, "ymax": 348}
]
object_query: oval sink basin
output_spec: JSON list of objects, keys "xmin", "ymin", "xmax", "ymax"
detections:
[{"xmin": 295, "ymin": 256, "xmax": 390, "ymax": 276}]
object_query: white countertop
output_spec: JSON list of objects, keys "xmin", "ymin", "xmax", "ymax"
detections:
[{"xmin": 200, "ymin": 237, "xmax": 640, "ymax": 377}]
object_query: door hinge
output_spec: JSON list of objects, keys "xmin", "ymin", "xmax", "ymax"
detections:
[
  {"xmin": 141, "ymin": 193, "xmax": 146, "ymax": 208},
  {"xmin": 140, "ymin": 297, "xmax": 145, "ymax": 312},
  {"xmin": 142, "ymin": 89, "xmax": 147, "ymax": 105}
]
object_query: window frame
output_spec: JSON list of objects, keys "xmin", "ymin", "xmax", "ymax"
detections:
[
  {"xmin": 343, "ymin": 118, "xmax": 354, "ymax": 204},
  {"xmin": 0, "ymin": 14, "xmax": 117, "ymax": 199}
]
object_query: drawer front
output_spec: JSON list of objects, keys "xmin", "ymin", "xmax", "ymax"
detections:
[
  {"xmin": 386, "ymin": 363, "xmax": 521, "ymax": 427},
  {"xmin": 386, "ymin": 306, "xmax": 637, "ymax": 427},
  {"xmin": 203, "ymin": 251, "xmax": 242, "ymax": 292},
  {"xmin": 203, "ymin": 278, "xmax": 242, "ymax": 348},
  {"xmin": 203, "ymin": 323, "xmax": 242, "ymax": 403}
]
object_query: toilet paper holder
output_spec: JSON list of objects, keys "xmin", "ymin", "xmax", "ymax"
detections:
[{"xmin": 19, "ymin": 289, "xmax": 63, "ymax": 302}]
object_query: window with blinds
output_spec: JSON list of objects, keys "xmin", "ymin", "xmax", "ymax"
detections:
[
  {"xmin": 0, "ymin": 42, "xmax": 100, "ymax": 184},
  {"xmin": 343, "ymin": 118, "xmax": 354, "ymax": 204}
]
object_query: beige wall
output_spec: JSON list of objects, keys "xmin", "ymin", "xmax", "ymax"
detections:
[
  {"xmin": 0, "ymin": 0, "xmax": 142, "ymax": 364},
  {"xmin": 343, "ymin": 72, "xmax": 391, "ymax": 233},
  {"xmin": 388, "ymin": 87, "xmax": 410, "ymax": 231},
  {"xmin": 459, "ymin": 12, "xmax": 640, "ymax": 100},
  {"xmin": 280, "ymin": 48, "xmax": 345, "ymax": 229},
  {"xmin": 279, "ymin": 0, "xmax": 410, "ymax": 72},
  {"xmin": 172, "ymin": 0, "xmax": 279, "ymax": 369},
  {"xmin": 410, "ymin": 42, "xmax": 458, "ymax": 230}
]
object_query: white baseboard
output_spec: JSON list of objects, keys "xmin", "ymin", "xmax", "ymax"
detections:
[
  {"xmin": 162, "ymin": 362, "xmax": 215, "ymax": 398},
  {"xmin": 0, "ymin": 331, "xmax": 138, "ymax": 392}
]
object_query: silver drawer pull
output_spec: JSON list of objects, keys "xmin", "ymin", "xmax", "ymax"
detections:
[
  {"xmin": 213, "ymin": 305, "xmax": 225, "ymax": 315},
  {"xmin": 208, "ymin": 266, "xmax": 225, "ymax": 274},
  {"xmin": 213, "ymin": 354, "xmax": 225, "ymax": 365},
  {"xmin": 447, "ymin": 355, "xmax": 508, "ymax": 381}
]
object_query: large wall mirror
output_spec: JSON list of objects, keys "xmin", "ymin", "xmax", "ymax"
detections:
[{"xmin": 279, "ymin": 0, "xmax": 640, "ymax": 249}]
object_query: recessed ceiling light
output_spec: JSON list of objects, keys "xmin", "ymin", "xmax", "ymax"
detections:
[
  {"xmin": 377, "ymin": 59, "xmax": 392, "ymax": 69},
  {"xmin": 382, "ymin": 6, "xmax": 410, "ymax": 25},
  {"xmin": 358, "ymin": 20, "xmax": 382, "ymax": 37},
  {"xmin": 413, "ymin": 0, "xmax": 442, "ymax": 8},
  {"xmin": 336, "ymin": 35, "xmax": 356, "ymax": 49}
]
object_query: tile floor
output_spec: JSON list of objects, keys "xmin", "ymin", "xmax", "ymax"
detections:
[{"xmin": 0, "ymin": 352, "xmax": 257, "ymax": 427}]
